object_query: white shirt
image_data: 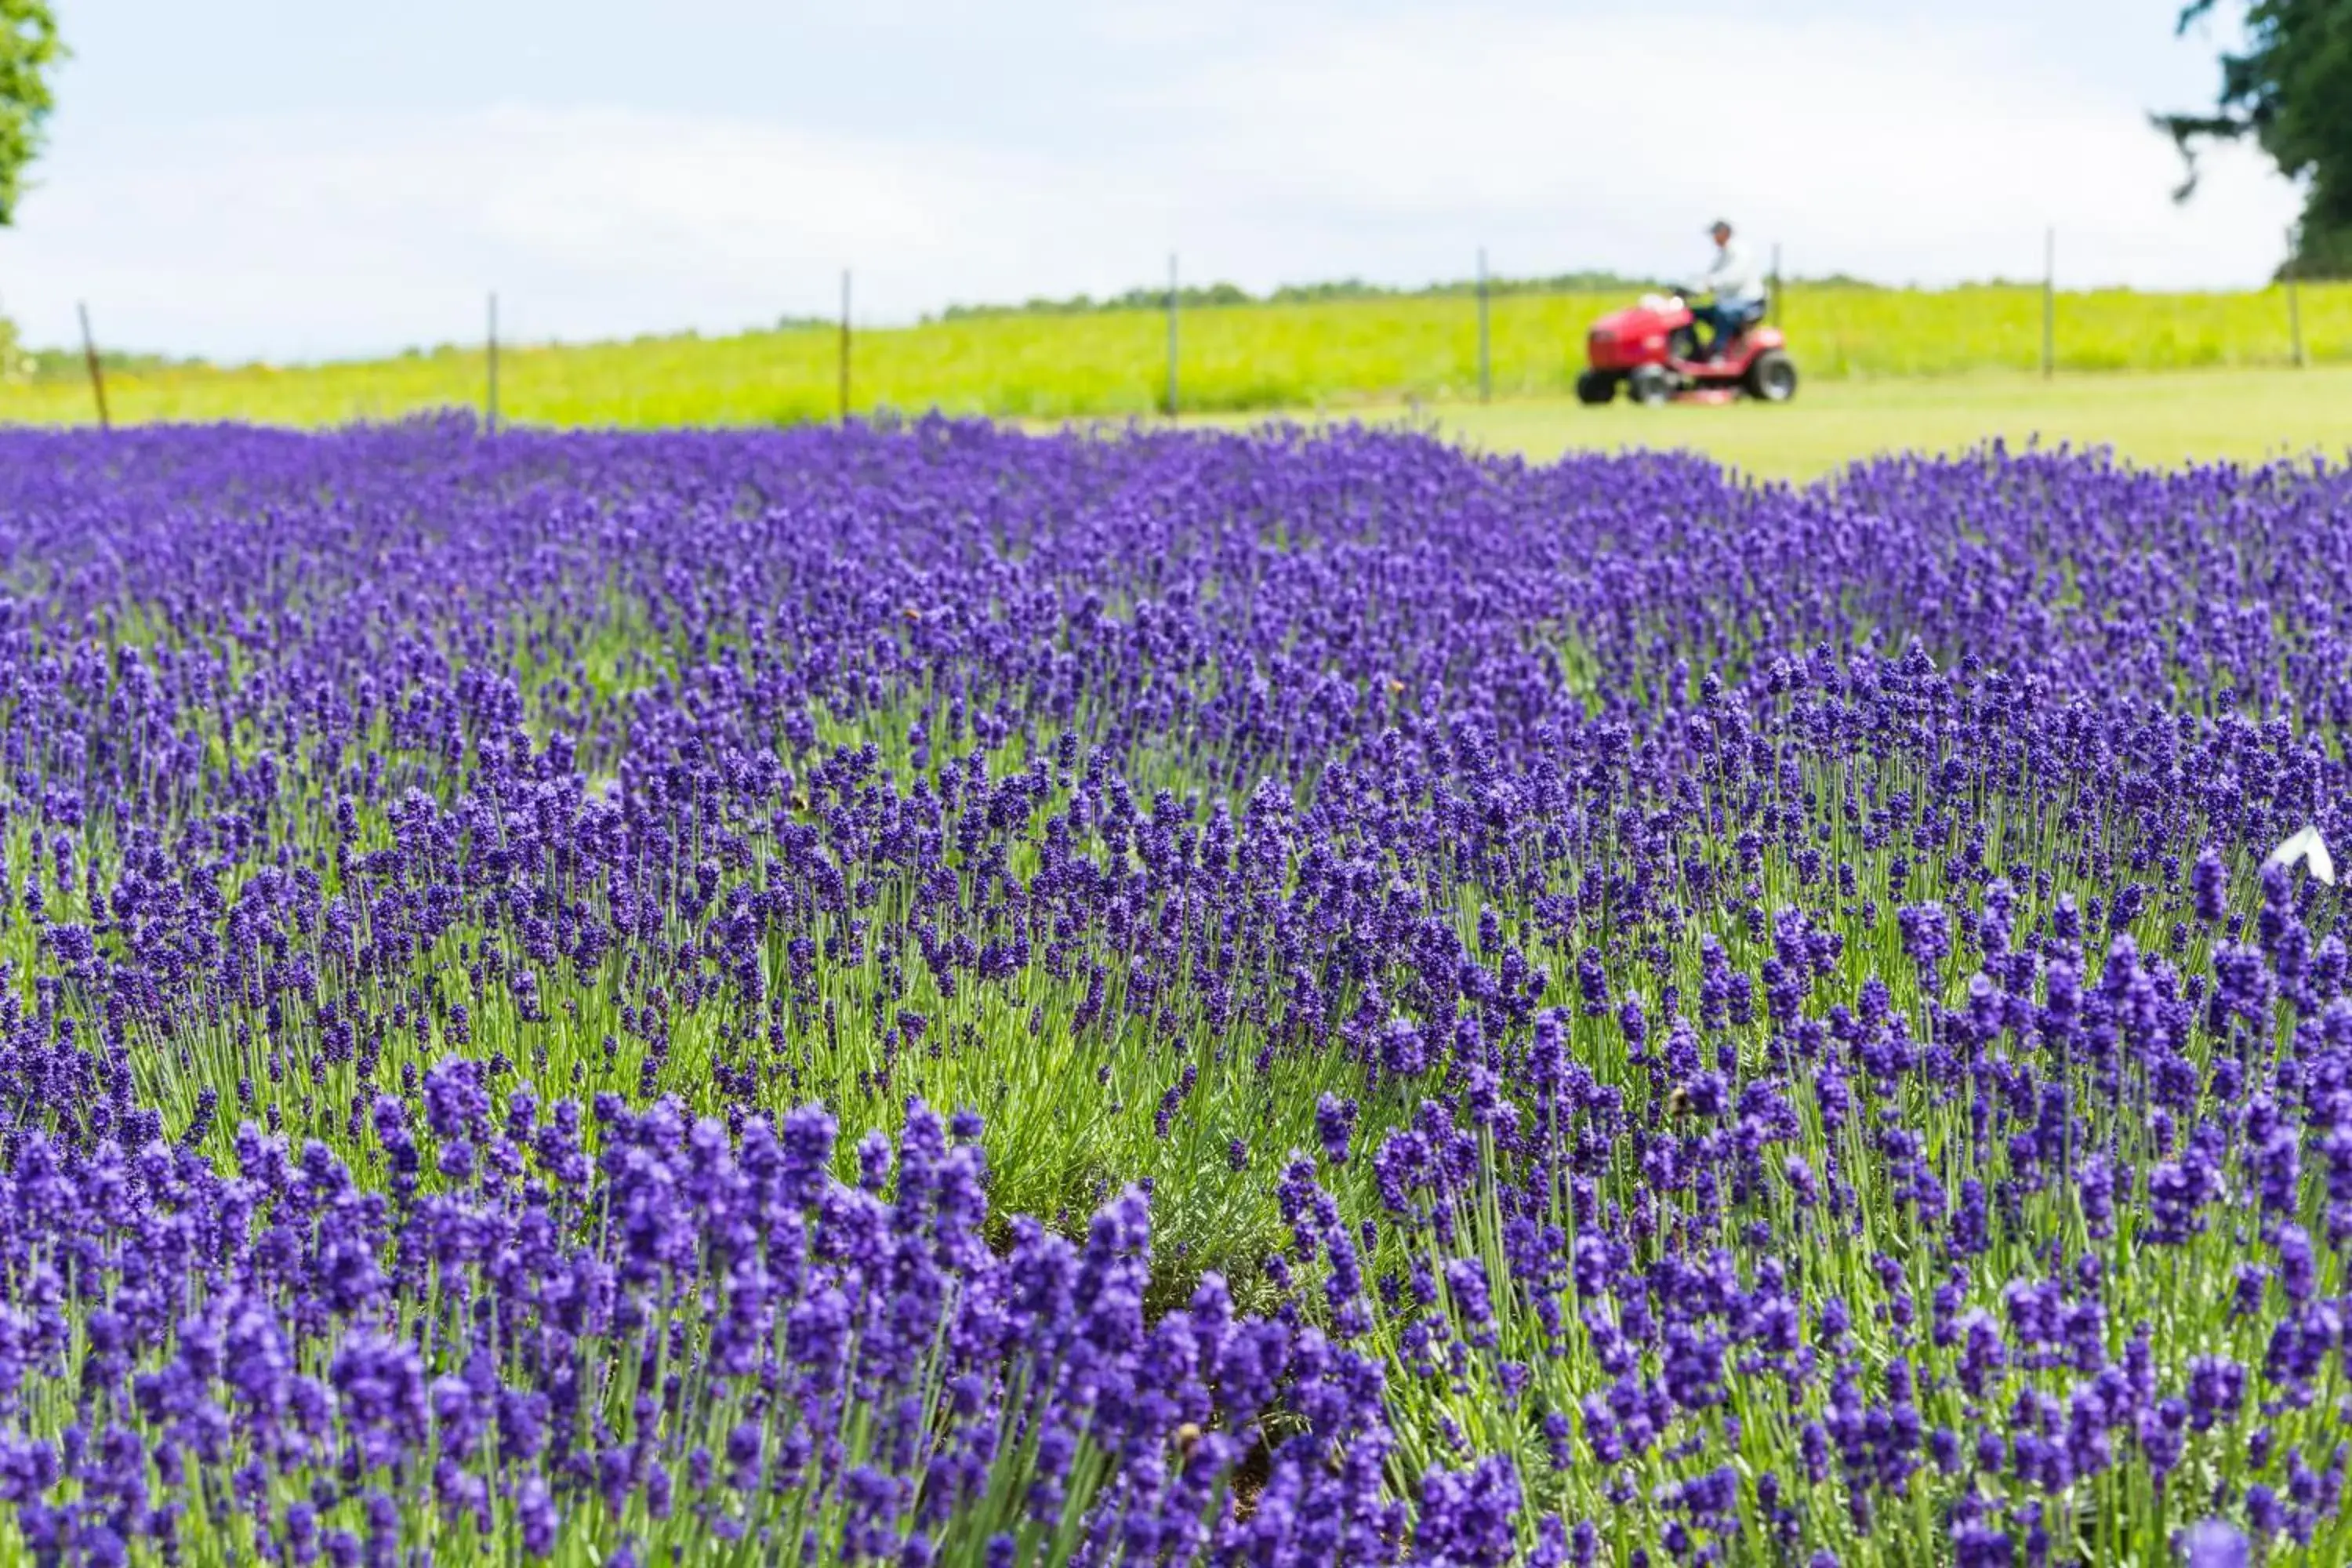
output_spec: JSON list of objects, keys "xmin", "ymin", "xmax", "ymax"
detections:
[{"xmin": 1693, "ymin": 240, "xmax": 1766, "ymax": 307}]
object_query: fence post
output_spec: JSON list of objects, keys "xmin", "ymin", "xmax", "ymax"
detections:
[
  {"xmin": 1769, "ymin": 243, "xmax": 1782, "ymax": 328},
  {"xmin": 1167, "ymin": 252, "xmax": 1185, "ymax": 420},
  {"xmin": 76, "ymin": 302, "xmax": 109, "ymax": 430},
  {"xmin": 2041, "ymin": 228, "xmax": 2055, "ymax": 379},
  {"xmin": 2286, "ymin": 227, "xmax": 2307, "ymax": 369},
  {"xmin": 1476, "ymin": 247, "xmax": 1491, "ymax": 404},
  {"xmin": 837, "ymin": 270, "xmax": 856, "ymax": 420},
  {"xmin": 1165, "ymin": 254, "xmax": 1180, "ymax": 419},
  {"xmin": 486, "ymin": 292, "xmax": 499, "ymax": 435}
]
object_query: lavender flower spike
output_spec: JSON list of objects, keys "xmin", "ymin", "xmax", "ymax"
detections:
[{"xmin": 2180, "ymin": 1519, "xmax": 2249, "ymax": 1568}]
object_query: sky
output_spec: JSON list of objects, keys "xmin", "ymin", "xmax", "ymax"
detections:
[{"xmin": 0, "ymin": 0, "xmax": 2300, "ymax": 361}]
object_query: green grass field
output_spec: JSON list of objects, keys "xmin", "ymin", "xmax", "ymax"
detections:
[
  {"xmin": 4, "ymin": 281, "xmax": 2350, "ymax": 430},
  {"xmin": 1191, "ymin": 364, "xmax": 2352, "ymax": 481}
]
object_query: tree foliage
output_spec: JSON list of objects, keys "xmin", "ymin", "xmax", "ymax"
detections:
[
  {"xmin": 0, "ymin": 0, "xmax": 61, "ymax": 227},
  {"xmin": 2158, "ymin": 0, "xmax": 2352, "ymax": 275}
]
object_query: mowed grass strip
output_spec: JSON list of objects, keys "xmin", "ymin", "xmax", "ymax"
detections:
[
  {"xmin": 1174, "ymin": 365, "xmax": 2352, "ymax": 481},
  {"xmin": 3, "ymin": 281, "xmax": 2350, "ymax": 428}
]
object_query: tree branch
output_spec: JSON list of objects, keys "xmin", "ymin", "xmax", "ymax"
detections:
[{"xmin": 2150, "ymin": 109, "xmax": 2255, "ymax": 201}]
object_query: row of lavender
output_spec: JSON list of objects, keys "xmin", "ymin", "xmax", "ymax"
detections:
[{"xmin": 0, "ymin": 417, "xmax": 2344, "ymax": 1564}]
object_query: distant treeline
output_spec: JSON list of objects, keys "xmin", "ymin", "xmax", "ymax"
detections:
[
  {"xmin": 913, "ymin": 270, "xmax": 1894, "ymax": 325},
  {"xmin": 924, "ymin": 272, "xmax": 1664, "ymax": 323},
  {"xmin": 4, "ymin": 343, "xmax": 193, "ymax": 386}
]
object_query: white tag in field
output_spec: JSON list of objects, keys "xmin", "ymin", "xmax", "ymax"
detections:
[{"xmin": 2267, "ymin": 826, "xmax": 2336, "ymax": 886}]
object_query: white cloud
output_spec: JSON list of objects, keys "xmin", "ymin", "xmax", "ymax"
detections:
[
  {"xmin": 0, "ymin": 5, "xmax": 2303, "ymax": 359},
  {"xmin": 0, "ymin": 108, "xmax": 1105, "ymax": 358},
  {"xmin": 1155, "ymin": 8, "xmax": 2299, "ymax": 288}
]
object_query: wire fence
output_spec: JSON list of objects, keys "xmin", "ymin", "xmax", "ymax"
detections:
[{"xmin": 30, "ymin": 234, "xmax": 2351, "ymax": 430}]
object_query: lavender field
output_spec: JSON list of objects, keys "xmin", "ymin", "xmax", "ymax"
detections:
[{"xmin": 0, "ymin": 416, "xmax": 2344, "ymax": 1566}]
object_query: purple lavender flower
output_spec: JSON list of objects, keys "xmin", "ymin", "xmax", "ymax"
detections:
[
  {"xmin": 2180, "ymin": 1520, "xmax": 2249, "ymax": 1568},
  {"xmin": 1316, "ymin": 1093, "xmax": 1359, "ymax": 1167}
]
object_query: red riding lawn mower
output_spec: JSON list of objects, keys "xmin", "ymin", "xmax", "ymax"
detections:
[{"xmin": 1575, "ymin": 293, "xmax": 1798, "ymax": 406}]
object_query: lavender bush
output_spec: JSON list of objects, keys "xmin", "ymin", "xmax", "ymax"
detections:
[{"xmin": 0, "ymin": 416, "xmax": 2345, "ymax": 1565}]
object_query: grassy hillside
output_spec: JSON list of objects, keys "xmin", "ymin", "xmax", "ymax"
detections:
[{"xmin": 2, "ymin": 281, "xmax": 2347, "ymax": 427}]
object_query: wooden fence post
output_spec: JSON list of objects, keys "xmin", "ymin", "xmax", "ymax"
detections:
[
  {"xmin": 1476, "ymin": 247, "xmax": 1491, "ymax": 403},
  {"xmin": 1166, "ymin": 254, "xmax": 1180, "ymax": 419},
  {"xmin": 2286, "ymin": 229, "xmax": 2307, "ymax": 369},
  {"xmin": 2041, "ymin": 229, "xmax": 2055, "ymax": 379},
  {"xmin": 77, "ymin": 302, "xmax": 109, "ymax": 430},
  {"xmin": 486, "ymin": 292, "xmax": 499, "ymax": 434}
]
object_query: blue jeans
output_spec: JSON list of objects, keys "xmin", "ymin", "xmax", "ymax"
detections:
[{"xmin": 1690, "ymin": 300, "xmax": 1758, "ymax": 359}]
